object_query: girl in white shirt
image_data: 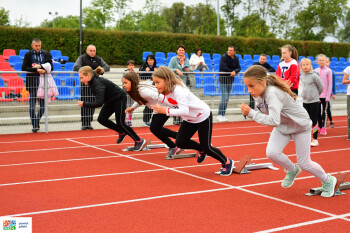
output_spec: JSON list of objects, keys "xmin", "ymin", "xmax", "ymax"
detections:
[
  {"xmin": 240, "ymin": 65, "xmax": 337, "ymax": 197},
  {"xmin": 151, "ymin": 66, "xmax": 234, "ymax": 176},
  {"xmin": 123, "ymin": 72, "xmax": 181, "ymax": 158}
]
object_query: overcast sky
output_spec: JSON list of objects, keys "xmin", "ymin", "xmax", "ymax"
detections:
[{"xmin": 1, "ymin": 0, "xmax": 223, "ymax": 27}]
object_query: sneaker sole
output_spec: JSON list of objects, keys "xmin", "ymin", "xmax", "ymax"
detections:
[
  {"xmin": 133, "ymin": 138, "xmax": 151, "ymax": 151},
  {"xmin": 196, "ymin": 152, "xmax": 207, "ymax": 164},
  {"xmin": 281, "ymin": 166, "xmax": 302, "ymax": 188},
  {"xmin": 321, "ymin": 176, "xmax": 337, "ymax": 198}
]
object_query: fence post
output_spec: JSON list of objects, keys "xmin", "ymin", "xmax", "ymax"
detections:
[{"xmin": 44, "ymin": 73, "xmax": 49, "ymax": 133}]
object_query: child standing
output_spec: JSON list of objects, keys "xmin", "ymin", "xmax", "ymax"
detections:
[
  {"xmin": 151, "ymin": 66, "xmax": 234, "ymax": 176},
  {"xmin": 299, "ymin": 58, "xmax": 324, "ymax": 147},
  {"xmin": 276, "ymin": 44, "xmax": 300, "ymax": 95},
  {"xmin": 342, "ymin": 65, "xmax": 350, "ymax": 140},
  {"xmin": 124, "ymin": 60, "xmax": 136, "ymax": 127},
  {"xmin": 240, "ymin": 65, "xmax": 337, "ymax": 197},
  {"xmin": 77, "ymin": 66, "xmax": 148, "ymax": 151},
  {"xmin": 315, "ymin": 54, "xmax": 333, "ymax": 136},
  {"xmin": 122, "ymin": 71, "xmax": 181, "ymax": 158}
]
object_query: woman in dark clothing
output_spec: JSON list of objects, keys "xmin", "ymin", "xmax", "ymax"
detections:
[
  {"xmin": 77, "ymin": 66, "xmax": 148, "ymax": 151},
  {"xmin": 138, "ymin": 54, "xmax": 158, "ymax": 125}
]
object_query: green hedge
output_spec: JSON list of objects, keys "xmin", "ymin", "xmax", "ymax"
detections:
[{"xmin": 1, "ymin": 26, "xmax": 350, "ymax": 65}]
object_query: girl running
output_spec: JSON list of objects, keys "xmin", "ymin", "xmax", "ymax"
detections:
[
  {"xmin": 151, "ymin": 66, "xmax": 234, "ymax": 176},
  {"xmin": 122, "ymin": 71, "xmax": 182, "ymax": 159},
  {"xmin": 276, "ymin": 44, "xmax": 300, "ymax": 95},
  {"xmin": 77, "ymin": 66, "xmax": 148, "ymax": 151},
  {"xmin": 240, "ymin": 65, "xmax": 336, "ymax": 197},
  {"xmin": 299, "ymin": 58, "xmax": 324, "ymax": 147}
]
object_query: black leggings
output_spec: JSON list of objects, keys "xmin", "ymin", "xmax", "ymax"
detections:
[
  {"xmin": 97, "ymin": 95, "xmax": 140, "ymax": 141},
  {"xmin": 326, "ymin": 101, "xmax": 333, "ymax": 123},
  {"xmin": 150, "ymin": 114, "xmax": 177, "ymax": 148},
  {"xmin": 175, "ymin": 112, "xmax": 228, "ymax": 164},
  {"xmin": 318, "ymin": 98, "xmax": 327, "ymax": 129},
  {"xmin": 303, "ymin": 102, "xmax": 319, "ymax": 139}
]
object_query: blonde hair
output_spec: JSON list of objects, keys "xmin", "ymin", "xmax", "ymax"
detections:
[
  {"xmin": 281, "ymin": 44, "xmax": 298, "ymax": 61},
  {"xmin": 78, "ymin": 66, "xmax": 105, "ymax": 76},
  {"xmin": 243, "ymin": 65, "xmax": 296, "ymax": 100},
  {"xmin": 300, "ymin": 58, "xmax": 313, "ymax": 71},
  {"xmin": 316, "ymin": 54, "xmax": 327, "ymax": 60},
  {"xmin": 152, "ymin": 66, "xmax": 183, "ymax": 94}
]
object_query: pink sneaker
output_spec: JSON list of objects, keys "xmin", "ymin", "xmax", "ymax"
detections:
[{"xmin": 320, "ymin": 127, "xmax": 327, "ymax": 135}]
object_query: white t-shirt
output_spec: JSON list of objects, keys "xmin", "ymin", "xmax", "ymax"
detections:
[{"xmin": 343, "ymin": 66, "xmax": 350, "ymax": 95}]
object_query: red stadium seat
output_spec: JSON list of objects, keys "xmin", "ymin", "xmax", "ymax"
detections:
[
  {"xmin": 1, "ymin": 72, "xmax": 17, "ymax": 82},
  {"xmin": 0, "ymin": 55, "xmax": 5, "ymax": 62},
  {"xmin": 2, "ymin": 49, "xmax": 16, "ymax": 60},
  {"xmin": 8, "ymin": 77, "xmax": 25, "ymax": 94},
  {"xmin": 0, "ymin": 62, "xmax": 11, "ymax": 70}
]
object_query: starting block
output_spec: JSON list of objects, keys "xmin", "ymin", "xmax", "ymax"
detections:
[
  {"xmin": 305, "ymin": 172, "xmax": 349, "ymax": 196},
  {"xmin": 165, "ymin": 150, "xmax": 196, "ymax": 160},
  {"xmin": 215, "ymin": 155, "xmax": 279, "ymax": 174}
]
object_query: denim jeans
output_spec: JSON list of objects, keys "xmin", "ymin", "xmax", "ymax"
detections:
[
  {"xmin": 218, "ymin": 82, "xmax": 233, "ymax": 116},
  {"xmin": 29, "ymin": 88, "xmax": 45, "ymax": 129}
]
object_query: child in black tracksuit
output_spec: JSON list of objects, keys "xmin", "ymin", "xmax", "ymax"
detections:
[{"xmin": 77, "ymin": 66, "xmax": 148, "ymax": 151}]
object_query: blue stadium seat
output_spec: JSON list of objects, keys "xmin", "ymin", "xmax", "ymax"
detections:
[
  {"xmin": 339, "ymin": 57, "xmax": 346, "ymax": 63},
  {"xmin": 56, "ymin": 86, "xmax": 74, "ymax": 100},
  {"xmin": 142, "ymin": 52, "xmax": 153, "ymax": 61},
  {"xmin": 331, "ymin": 57, "xmax": 338, "ymax": 62},
  {"xmin": 204, "ymin": 85, "xmax": 219, "ymax": 96},
  {"xmin": 184, "ymin": 53, "xmax": 189, "ymax": 59},
  {"xmin": 240, "ymin": 64, "xmax": 247, "ymax": 72},
  {"xmin": 0, "ymin": 78, "xmax": 4, "ymax": 87},
  {"xmin": 155, "ymin": 52, "xmax": 165, "ymax": 59},
  {"xmin": 13, "ymin": 62, "xmax": 22, "ymax": 71},
  {"xmin": 253, "ymin": 55, "xmax": 260, "ymax": 62},
  {"xmin": 65, "ymin": 76, "xmax": 80, "ymax": 87},
  {"xmin": 299, "ymin": 56, "xmax": 305, "ymax": 62},
  {"xmin": 336, "ymin": 84, "xmax": 347, "ymax": 93},
  {"xmin": 167, "ymin": 52, "xmax": 176, "ymax": 59},
  {"xmin": 335, "ymin": 66, "xmax": 344, "ymax": 73},
  {"xmin": 50, "ymin": 50, "xmax": 63, "ymax": 61},
  {"xmin": 204, "ymin": 58, "xmax": 212, "ymax": 66},
  {"xmin": 202, "ymin": 53, "xmax": 211, "ymax": 60},
  {"xmin": 8, "ymin": 56, "xmax": 22, "ymax": 67},
  {"xmin": 213, "ymin": 58, "xmax": 220, "ymax": 66},
  {"xmin": 19, "ymin": 49, "xmax": 29, "ymax": 59},
  {"xmin": 265, "ymin": 55, "xmax": 271, "ymax": 61},
  {"xmin": 236, "ymin": 54, "xmax": 242, "ymax": 60},
  {"xmin": 272, "ymin": 55, "xmax": 280, "ymax": 61},
  {"xmin": 64, "ymin": 62, "xmax": 75, "ymax": 71},
  {"xmin": 243, "ymin": 54, "xmax": 252, "ymax": 61},
  {"xmin": 214, "ymin": 64, "xmax": 220, "ymax": 72},
  {"xmin": 193, "ymin": 70, "xmax": 204, "ymax": 88},
  {"xmin": 53, "ymin": 62, "xmax": 63, "ymax": 71},
  {"xmin": 231, "ymin": 84, "xmax": 246, "ymax": 95},
  {"xmin": 308, "ymin": 56, "xmax": 315, "ymax": 61},
  {"xmin": 165, "ymin": 57, "xmax": 173, "ymax": 66},
  {"xmin": 203, "ymin": 76, "xmax": 216, "ymax": 86},
  {"xmin": 74, "ymin": 86, "xmax": 81, "ymax": 99},
  {"xmin": 206, "ymin": 63, "xmax": 213, "ymax": 71},
  {"xmin": 245, "ymin": 60, "xmax": 254, "ymax": 67},
  {"xmin": 212, "ymin": 53, "xmax": 221, "ymax": 61},
  {"xmin": 156, "ymin": 57, "xmax": 165, "ymax": 67}
]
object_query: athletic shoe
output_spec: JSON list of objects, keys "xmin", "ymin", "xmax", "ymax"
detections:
[
  {"xmin": 329, "ymin": 122, "xmax": 335, "ymax": 128},
  {"xmin": 319, "ymin": 127, "xmax": 327, "ymax": 135},
  {"xmin": 220, "ymin": 158, "xmax": 234, "ymax": 176},
  {"xmin": 116, "ymin": 133, "xmax": 127, "ymax": 144},
  {"xmin": 133, "ymin": 139, "xmax": 148, "ymax": 151},
  {"xmin": 310, "ymin": 139, "xmax": 319, "ymax": 147},
  {"xmin": 321, "ymin": 174, "xmax": 337, "ymax": 197},
  {"xmin": 281, "ymin": 164, "xmax": 301, "ymax": 188},
  {"xmin": 144, "ymin": 122, "xmax": 151, "ymax": 127},
  {"xmin": 197, "ymin": 151, "xmax": 207, "ymax": 163},
  {"xmin": 217, "ymin": 115, "xmax": 228, "ymax": 122},
  {"xmin": 166, "ymin": 147, "xmax": 183, "ymax": 159}
]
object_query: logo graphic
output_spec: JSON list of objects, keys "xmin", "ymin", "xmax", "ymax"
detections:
[
  {"xmin": 167, "ymin": 98, "xmax": 178, "ymax": 105},
  {"xmin": 3, "ymin": 220, "xmax": 16, "ymax": 230}
]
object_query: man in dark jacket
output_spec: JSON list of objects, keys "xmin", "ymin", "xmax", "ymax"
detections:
[
  {"xmin": 218, "ymin": 46, "xmax": 241, "ymax": 122},
  {"xmin": 22, "ymin": 38, "xmax": 53, "ymax": 133},
  {"xmin": 253, "ymin": 54, "xmax": 275, "ymax": 72},
  {"xmin": 73, "ymin": 45, "xmax": 110, "ymax": 130}
]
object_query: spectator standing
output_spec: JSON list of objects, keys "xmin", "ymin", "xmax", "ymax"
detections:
[
  {"xmin": 189, "ymin": 48, "xmax": 209, "ymax": 71},
  {"xmin": 276, "ymin": 44, "xmax": 300, "ymax": 95},
  {"xmin": 73, "ymin": 45, "xmax": 110, "ymax": 130},
  {"xmin": 139, "ymin": 55, "xmax": 157, "ymax": 126},
  {"xmin": 217, "ymin": 46, "xmax": 241, "ymax": 122},
  {"xmin": 22, "ymin": 38, "xmax": 53, "ymax": 133},
  {"xmin": 314, "ymin": 54, "xmax": 333, "ymax": 136}
]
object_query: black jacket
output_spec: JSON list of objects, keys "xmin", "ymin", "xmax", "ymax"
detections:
[
  {"xmin": 139, "ymin": 60, "xmax": 157, "ymax": 80},
  {"xmin": 73, "ymin": 54, "xmax": 110, "ymax": 72},
  {"xmin": 219, "ymin": 53, "xmax": 241, "ymax": 84},
  {"xmin": 83, "ymin": 74, "xmax": 125, "ymax": 108},
  {"xmin": 22, "ymin": 50, "xmax": 53, "ymax": 90},
  {"xmin": 253, "ymin": 61, "xmax": 275, "ymax": 72}
]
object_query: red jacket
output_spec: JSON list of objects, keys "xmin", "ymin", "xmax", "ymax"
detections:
[{"xmin": 276, "ymin": 59, "xmax": 300, "ymax": 90}]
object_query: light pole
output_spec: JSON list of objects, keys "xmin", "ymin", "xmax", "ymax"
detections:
[
  {"xmin": 48, "ymin": 11, "xmax": 58, "ymax": 28},
  {"xmin": 217, "ymin": 0, "xmax": 220, "ymax": 36}
]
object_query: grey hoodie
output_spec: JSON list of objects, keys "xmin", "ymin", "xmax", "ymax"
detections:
[
  {"xmin": 248, "ymin": 86, "xmax": 312, "ymax": 134},
  {"xmin": 300, "ymin": 70, "xmax": 324, "ymax": 103}
]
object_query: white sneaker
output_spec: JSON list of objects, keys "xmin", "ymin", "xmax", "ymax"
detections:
[
  {"xmin": 217, "ymin": 115, "xmax": 228, "ymax": 122},
  {"xmin": 310, "ymin": 139, "xmax": 319, "ymax": 147}
]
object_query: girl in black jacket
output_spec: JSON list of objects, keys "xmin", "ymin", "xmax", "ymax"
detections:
[{"xmin": 77, "ymin": 66, "xmax": 148, "ymax": 151}]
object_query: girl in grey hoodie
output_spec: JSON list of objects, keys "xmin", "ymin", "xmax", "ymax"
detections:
[
  {"xmin": 300, "ymin": 58, "xmax": 324, "ymax": 147},
  {"xmin": 240, "ymin": 65, "xmax": 336, "ymax": 197}
]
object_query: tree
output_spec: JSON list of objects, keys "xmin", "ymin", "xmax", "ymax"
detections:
[
  {"xmin": 116, "ymin": 10, "xmax": 142, "ymax": 31},
  {"xmin": 338, "ymin": 9, "xmax": 350, "ymax": 42},
  {"xmin": 40, "ymin": 15, "xmax": 80, "ymax": 29},
  {"xmin": 289, "ymin": 0, "xmax": 348, "ymax": 41},
  {"xmin": 0, "ymin": 7, "xmax": 10, "ymax": 26},
  {"xmin": 114, "ymin": 0, "xmax": 133, "ymax": 28},
  {"xmin": 163, "ymin": 2, "xmax": 185, "ymax": 33},
  {"xmin": 83, "ymin": 0, "xmax": 114, "ymax": 29},
  {"xmin": 221, "ymin": 0, "xmax": 242, "ymax": 35},
  {"xmin": 12, "ymin": 15, "xmax": 30, "ymax": 28},
  {"xmin": 234, "ymin": 13, "xmax": 275, "ymax": 38}
]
